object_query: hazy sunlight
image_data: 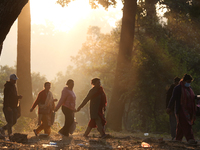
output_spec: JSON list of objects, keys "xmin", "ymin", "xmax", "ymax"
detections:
[
  {"xmin": 2, "ymin": 0, "xmax": 123, "ymax": 80},
  {"xmin": 30, "ymin": 0, "xmax": 123, "ymax": 32},
  {"xmin": 30, "ymin": 0, "xmax": 92, "ymax": 32}
]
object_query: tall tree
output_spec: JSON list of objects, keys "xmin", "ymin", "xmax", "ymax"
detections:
[
  {"xmin": 106, "ymin": 0, "xmax": 137, "ymax": 131},
  {"xmin": 57, "ymin": 0, "xmax": 138, "ymax": 131},
  {"xmin": 0, "ymin": 0, "xmax": 28, "ymax": 55},
  {"xmin": 17, "ymin": 1, "xmax": 34, "ymax": 117}
]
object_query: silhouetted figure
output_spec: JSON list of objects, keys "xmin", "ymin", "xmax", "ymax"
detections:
[
  {"xmin": 54, "ymin": 79, "xmax": 76, "ymax": 137},
  {"xmin": 166, "ymin": 77, "xmax": 180, "ymax": 140},
  {"xmin": 30, "ymin": 82, "xmax": 57, "ymax": 136},
  {"xmin": 76, "ymin": 78, "xmax": 107, "ymax": 138},
  {"xmin": 167, "ymin": 74, "xmax": 197, "ymax": 144},
  {"xmin": 0, "ymin": 74, "xmax": 23, "ymax": 137}
]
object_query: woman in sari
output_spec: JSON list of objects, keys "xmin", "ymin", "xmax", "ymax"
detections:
[
  {"xmin": 76, "ymin": 78, "xmax": 107, "ymax": 138},
  {"xmin": 30, "ymin": 82, "xmax": 57, "ymax": 136},
  {"xmin": 167, "ymin": 74, "xmax": 197, "ymax": 144}
]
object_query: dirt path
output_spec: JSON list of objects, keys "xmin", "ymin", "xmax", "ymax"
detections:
[{"xmin": 0, "ymin": 131, "xmax": 200, "ymax": 149}]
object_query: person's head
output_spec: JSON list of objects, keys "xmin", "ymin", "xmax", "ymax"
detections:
[
  {"xmin": 91, "ymin": 78, "xmax": 101, "ymax": 87},
  {"xmin": 66, "ymin": 79, "xmax": 74, "ymax": 90},
  {"xmin": 44, "ymin": 82, "xmax": 51, "ymax": 91},
  {"xmin": 9, "ymin": 74, "xmax": 18, "ymax": 84},
  {"xmin": 174, "ymin": 77, "xmax": 181, "ymax": 85},
  {"xmin": 182, "ymin": 74, "xmax": 193, "ymax": 87}
]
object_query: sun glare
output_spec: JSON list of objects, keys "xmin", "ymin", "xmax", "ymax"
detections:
[
  {"xmin": 30, "ymin": 0, "xmax": 92, "ymax": 32},
  {"xmin": 30, "ymin": 0, "xmax": 123, "ymax": 32}
]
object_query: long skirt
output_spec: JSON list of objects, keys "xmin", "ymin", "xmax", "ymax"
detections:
[{"xmin": 176, "ymin": 108, "xmax": 195, "ymax": 141}]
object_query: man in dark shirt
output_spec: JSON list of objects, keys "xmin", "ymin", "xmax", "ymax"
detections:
[
  {"xmin": 166, "ymin": 77, "xmax": 180, "ymax": 140},
  {"xmin": 0, "ymin": 74, "xmax": 22, "ymax": 137}
]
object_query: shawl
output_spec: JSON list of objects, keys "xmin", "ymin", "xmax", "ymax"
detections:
[
  {"xmin": 38, "ymin": 91, "xmax": 54, "ymax": 126},
  {"xmin": 91, "ymin": 86, "xmax": 107, "ymax": 109}
]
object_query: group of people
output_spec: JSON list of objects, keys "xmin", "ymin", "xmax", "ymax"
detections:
[
  {"xmin": 2, "ymin": 72, "xmax": 198, "ymax": 142},
  {"xmin": 166, "ymin": 74, "xmax": 198, "ymax": 144},
  {"xmin": 0, "ymin": 74, "xmax": 108, "ymax": 139}
]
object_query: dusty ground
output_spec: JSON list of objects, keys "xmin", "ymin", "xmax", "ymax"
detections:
[{"xmin": 0, "ymin": 130, "xmax": 200, "ymax": 150}]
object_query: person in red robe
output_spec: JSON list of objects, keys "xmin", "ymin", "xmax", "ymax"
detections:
[{"xmin": 76, "ymin": 78, "xmax": 108, "ymax": 138}]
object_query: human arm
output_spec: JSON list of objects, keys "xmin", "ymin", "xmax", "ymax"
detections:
[
  {"xmin": 166, "ymin": 85, "xmax": 181, "ymax": 114},
  {"xmin": 54, "ymin": 88, "xmax": 68, "ymax": 112},
  {"xmin": 17, "ymin": 95, "xmax": 23, "ymax": 99},
  {"xmin": 30, "ymin": 92, "xmax": 41, "ymax": 112},
  {"xmin": 76, "ymin": 90, "xmax": 92, "ymax": 112},
  {"xmin": 166, "ymin": 84, "xmax": 175, "ymax": 108}
]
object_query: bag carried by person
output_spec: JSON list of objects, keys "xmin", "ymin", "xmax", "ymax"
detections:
[
  {"xmin": 51, "ymin": 112, "xmax": 55, "ymax": 125},
  {"xmin": 9, "ymin": 133, "xmax": 28, "ymax": 143},
  {"xmin": 69, "ymin": 121, "xmax": 77, "ymax": 134}
]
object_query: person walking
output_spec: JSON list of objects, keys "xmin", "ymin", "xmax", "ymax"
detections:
[
  {"xmin": 0, "ymin": 74, "xmax": 23, "ymax": 137},
  {"xmin": 166, "ymin": 77, "xmax": 180, "ymax": 140},
  {"xmin": 30, "ymin": 82, "xmax": 57, "ymax": 136},
  {"xmin": 167, "ymin": 74, "xmax": 197, "ymax": 144},
  {"xmin": 76, "ymin": 78, "xmax": 107, "ymax": 138},
  {"xmin": 54, "ymin": 79, "xmax": 76, "ymax": 137}
]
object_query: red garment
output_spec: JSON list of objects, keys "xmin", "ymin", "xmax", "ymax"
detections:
[
  {"xmin": 176, "ymin": 81, "xmax": 196, "ymax": 141},
  {"xmin": 88, "ymin": 86, "xmax": 107, "ymax": 128},
  {"xmin": 180, "ymin": 81, "xmax": 196, "ymax": 125},
  {"xmin": 176, "ymin": 108, "xmax": 194, "ymax": 141},
  {"xmin": 31, "ymin": 90, "xmax": 47, "ymax": 112}
]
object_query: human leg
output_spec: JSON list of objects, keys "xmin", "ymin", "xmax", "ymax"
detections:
[
  {"xmin": 169, "ymin": 113, "xmax": 177, "ymax": 140},
  {"xmin": 2, "ymin": 107, "xmax": 18, "ymax": 136},
  {"xmin": 83, "ymin": 126, "xmax": 92, "ymax": 137},
  {"xmin": 179, "ymin": 112, "xmax": 194, "ymax": 141},
  {"xmin": 95, "ymin": 116, "xmax": 105, "ymax": 136},
  {"xmin": 175, "ymin": 122, "xmax": 183, "ymax": 141},
  {"xmin": 42, "ymin": 115, "xmax": 51, "ymax": 135},
  {"xmin": 176, "ymin": 110, "xmax": 195, "ymax": 141},
  {"xmin": 44, "ymin": 126, "xmax": 51, "ymax": 135},
  {"xmin": 59, "ymin": 106, "xmax": 74, "ymax": 136},
  {"xmin": 35, "ymin": 123, "xmax": 44, "ymax": 135}
]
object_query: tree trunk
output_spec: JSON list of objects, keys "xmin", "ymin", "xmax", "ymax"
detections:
[
  {"xmin": 0, "ymin": 0, "xmax": 28, "ymax": 55},
  {"xmin": 145, "ymin": 0, "xmax": 158, "ymax": 36},
  {"xmin": 106, "ymin": 0, "xmax": 137, "ymax": 131},
  {"xmin": 17, "ymin": 1, "xmax": 35, "ymax": 118}
]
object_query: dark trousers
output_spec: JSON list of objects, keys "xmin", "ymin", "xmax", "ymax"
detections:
[
  {"xmin": 176, "ymin": 109, "xmax": 194, "ymax": 141},
  {"xmin": 169, "ymin": 112, "xmax": 177, "ymax": 139},
  {"xmin": 59, "ymin": 106, "xmax": 74, "ymax": 136},
  {"xmin": 2, "ymin": 107, "xmax": 18, "ymax": 135}
]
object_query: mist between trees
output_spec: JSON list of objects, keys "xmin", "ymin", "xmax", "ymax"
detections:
[{"xmin": 1, "ymin": 0, "xmax": 200, "ymax": 136}]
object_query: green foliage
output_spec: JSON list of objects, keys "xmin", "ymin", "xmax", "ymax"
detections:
[
  {"xmin": 193, "ymin": 117, "xmax": 200, "ymax": 136},
  {"xmin": 47, "ymin": 0, "xmax": 200, "ymax": 134},
  {"xmin": 57, "ymin": 0, "xmax": 117, "ymax": 9},
  {"xmin": 31, "ymin": 72, "xmax": 47, "ymax": 100},
  {"xmin": 0, "ymin": 65, "xmax": 16, "ymax": 93},
  {"xmin": 124, "ymin": 0, "xmax": 200, "ymax": 134},
  {"xmin": 65, "ymin": 0, "xmax": 200, "ymax": 134},
  {"xmin": 0, "ymin": 119, "xmax": 4, "ymax": 127}
]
